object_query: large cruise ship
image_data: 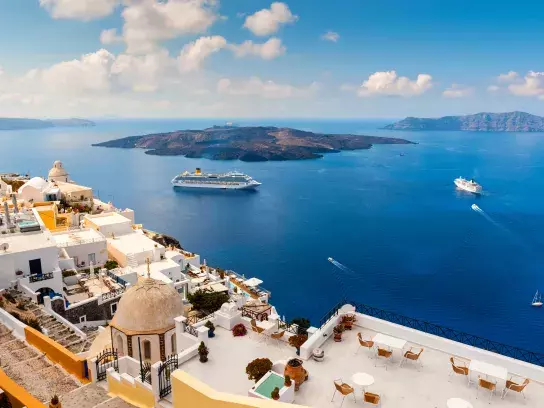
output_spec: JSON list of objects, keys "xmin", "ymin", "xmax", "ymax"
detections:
[
  {"xmin": 171, "ymin": 168, "xmax": 261, "ymax": 190},
  {"xmin": 454, "ymin": 177, "xmax": 482, "ymax": 194}
]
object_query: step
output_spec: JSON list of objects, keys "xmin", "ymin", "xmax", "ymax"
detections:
[
  {"xmin": 60, "ymin": 383, "xmax": 111, "ymax": 408},
  {"xmin": 94, "ymin": 397, "xmax": 137, "ymax": 408}
]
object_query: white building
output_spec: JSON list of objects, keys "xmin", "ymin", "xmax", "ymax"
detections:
[
  {"xmin": 51, "ymin": 228, "xmax": 107, "ymax": 270},
  {"xmin": 84, "ymin": 212, "xmax": 132, "ymax": 238},
  {"xmin": 17, "ymin": 177, "xmax": 60, "ymax": 203},
  {"xmin": 0, "ymin": 230, "xmax": 63, "ymax": 301}
]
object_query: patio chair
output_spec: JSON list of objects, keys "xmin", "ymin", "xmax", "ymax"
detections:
[
  {"xmin": 477, "ymin": 376, "xmax": 497, "ymax": 403},
  {"xmin": 363, "ymin": 391, "xmax": 382, "ymax": 407},
  {"xmin": 400, "ymin": 347, "xmax": 424, "ymax": 370},
  {"xmin": 502, "ymin": 377, "xmax": 530, "ymax": 400},
  {"xmin": 331, "ymin": 379, "xmax": 355, "ymax": 408},
  {"xmin": 355, "ymin": 332, "xmax": 375, "ymax": 356},
  {"xmin": 448, "ymin": 357, "xmax": 471, "ymax": 386},
  {"xmin": 374, "ymin": 347, "xmax": 393, "ymax": 370},
  {"xmin": 270, "ymin": 330, "xmax": 285, "ymax": 348},
  {"xmin": 251, "ymin": 325, "xmax": 266, "ymax": 343}
]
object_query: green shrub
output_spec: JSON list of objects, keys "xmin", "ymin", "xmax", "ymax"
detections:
[
  {"xmin": 62, "ymin": 270, "xmax": 77, "ymax": 278},
  {"xmin": 187, "ymin": 290, "xmax": 229, "ymax": 314},
  {"xmin": 104, "ymin": 260, "xmax": 119, "ymax": 270},
  {"xmin": 246, "ymin": 358, "xmax": 273, "ymax": 383}
]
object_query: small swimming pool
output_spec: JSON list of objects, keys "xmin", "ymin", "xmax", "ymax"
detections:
[{"xmin": 254, "ymin": 372, "xmax": 284, "ymax": 398}]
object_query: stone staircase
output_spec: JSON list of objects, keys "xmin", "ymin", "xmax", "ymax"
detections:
[
  {"xmin": 6, "ymin": 289, "xmax": 100, "ymax": 354},
  {"xmin": 1, "ymin": 323, "xmax": 135, "ymax": 408}
]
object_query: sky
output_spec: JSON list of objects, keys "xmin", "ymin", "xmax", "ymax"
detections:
[{"xmin": 1, "ymin": 0, "xmax": 544, "ymax": 118}]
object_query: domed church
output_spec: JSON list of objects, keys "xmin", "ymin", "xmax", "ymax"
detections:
[
  {"xmin": 110, "ymin": 274, "xmax": 184, "ymax": 363},
  {"xmin": 48, "ymin": 160, "xmax": 69, "ymax": 183}
]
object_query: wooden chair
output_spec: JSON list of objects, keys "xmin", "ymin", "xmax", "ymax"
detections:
[
  {"xmin": 251, "ymin": 325, "xmax": 266, "ymax": 342},
  {"xmin": 374, "ymin": 347, "xmax": 393, "ymax": 370},
  {"xmin": 363, "ymin": 392, "xmax": 382, "ymax": 407},
  {"xmin": 477, "ymin": 376, "xmax": 497, "ymax": 403},
  {"xmin": 355, "ymin": 332, "xmax": 375, "ymax": 356},
  {"xmin": 400, "ymin": 347, "xmax": 424, "ymax": 369},
  {"xmin": 502, "ymin": 377, "xmax": 530, "ymax": 400},
  {"xmin": 331, "ymin": 379, "xmax": 355, "ymax": 408},
  {"xmin": 448, "ymin": 357, "xmax": 471, "ymax": 385},
  {"xmin": 270, "ymin": 330, "xmax": 285, "ymax": 348}
]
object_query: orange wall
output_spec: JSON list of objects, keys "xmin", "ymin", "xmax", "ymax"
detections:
[
  {"xmin": 24, "ymin": 327, "xmax": 89, "ymax": 382},
  {"xmin": 0, "ymin": 368, "xmax": 44, "ymax": 408}
]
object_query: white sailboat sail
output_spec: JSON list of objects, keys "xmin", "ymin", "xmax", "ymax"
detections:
[{"xmin": 532, "ymin": 290, "xmax": 543, "ymax": 307}]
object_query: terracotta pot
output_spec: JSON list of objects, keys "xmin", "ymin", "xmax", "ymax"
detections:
[
  {"xmin": 284, "ymin": 359, "xmax": 308, "ymax": 391},
  {"xmin": 50, "ymin": 402, "xmax": 61, "ymax": 408},
  {"xmin": 343, "ymin": 321, "xmax": 353, "ymax": 330},
  {"xmin": 333, "ymin": 332, "xmax": 342, "ymax": 342},
  {"xmin": 272, "ymin": 395, "xmax": 280, "ymax": 401}
]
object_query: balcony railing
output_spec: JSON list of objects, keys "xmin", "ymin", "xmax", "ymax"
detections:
[
  {"xmin": 226, "ymin": 269, "xmax": 271, "ymax": 299},
  {"xmin": 241, "ymin": 306, "xmax": 271, "ymax": 322},
  {"xmin": 101, "ymin": 288, "xmax": 125, "ymax": 301},
  {"xmin": 106, "ymin": 270, "xmax": 128, "ymax": 288},
  {"xmin": 186, "ymin": 312, "xmax": 214, "ymax": 326},
  {"xmin": 29, "ymin": 272, "xmax": 54, "ymax": 283}
]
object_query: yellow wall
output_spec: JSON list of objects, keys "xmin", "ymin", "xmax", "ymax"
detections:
[
  {"xmin": 34, "ymin": 206, "xmax": 69, "ymax": 232},
  {"xmin": 24, "ymin": 327, "xmax": 89, "ymax": 383},
  {"xmin": 171, "ymin": 371, "xmax": 308, "ymax": 408},
  {"xmin": 0, "ymin": 368, "xmax": 45, "ymax": 408},
  {"xmin": 107, "ymin": 372, "xmax": 155, "ymax": 408}
]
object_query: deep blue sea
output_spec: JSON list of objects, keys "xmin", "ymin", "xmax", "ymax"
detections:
[{"xmin": 2, "ymin": 119, "xmax": 544, "ymax": 352}]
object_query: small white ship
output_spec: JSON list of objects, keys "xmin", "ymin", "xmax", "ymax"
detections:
[
  {"xmin": 454, "ymin": 177, "xmax": 482, "ymax": 194},
  {"xmin": 171, "ymin": 168, "xmax": 261, "ymax": 190},
  {"xmin": 532, "ymin": 290, "xmax": 543, "ymax": 307}
]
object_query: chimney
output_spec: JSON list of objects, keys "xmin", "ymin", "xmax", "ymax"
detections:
[
  {"xmin": 3, "ymin": 201, "xmax": 10, "ymax": 226},
  {"xmin": 11, "ymin": 195, "xmax": 18, "ymax": 213}
]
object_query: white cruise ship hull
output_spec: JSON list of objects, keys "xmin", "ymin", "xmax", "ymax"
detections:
[
  {"xmin": 454, "ymin": 179, "xmax": 481, "ymax": 194},
  {"xmin": 171, "ymin": 180, "xmax": 261, "ymax": 190}
]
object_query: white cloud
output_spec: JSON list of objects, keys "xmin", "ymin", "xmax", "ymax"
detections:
[
  {"xmin": 357, "ymin": 71, "xmax": 433, "ymax": 97},
  {"xmin": 487, "ymin": 85, "xmax": 500, "ymax": 92},
  {"xmin": 321, "ymin": 31, "xmax": 340, "ymax": 42},
  {"xmin": 178, "ymin": 36, "xmax": 227, "ymax": 73},
  {"xmin": 39, "ymin": 0, "xmax": 119, "ymax": 20},
  {"xmin": 508, "ymin": 71, "xmax": 544, "ymax": 99},
  {"xmin": 497, "ymin": 71, "xmax": 519, "ymax": 83},
  {"xmin": 111, "ymin": 49, "xmax": 175, "ymax": 92},
  {"xmin": 100, "ymin": 28, "xmax": 123, "ymax": 45},
  {"xmin": 122, "ymin": 0, "xmax": 219, "ymax": 54},
  {"xmin": 217, "ymin": 77, "xmax": 318, "ymax": 99},
  {"xmin": 243, "ymin": 2, "xmax": 298, "ymax": 36},
  {"xmin": 442, "ymin": 84, "xmax": 473, "ymax": 98},
  {"xmin": 229, "ymin": 38, "xmax": 285, "ymax": 60}
]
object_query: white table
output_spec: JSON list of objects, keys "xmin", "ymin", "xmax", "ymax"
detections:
[
  {"xmin": 373, "ymin": 333, "xmax": 407, "ymax": 350},
  {"xmin": 351, "ymin": 372, "xmax": 374, "ymax": 392},
  {"xmin": 447, "ymin": 398, "xmax": 473, "ymax": 408},
  {"xmin": 469, "ymin": 360, "xmax": 507, "ymax": 386},
  {"xmin": 258, "ymin": 320, "xmax": 276, "ymax": 333}
]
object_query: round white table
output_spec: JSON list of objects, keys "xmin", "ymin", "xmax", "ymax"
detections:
[
  {"xmin": 447, "ymin": 398, "xmax": 473, "ymax": 408},
  {"xmin": 351, "ymin": 372, "xmax": 374, "ymax": 392}
]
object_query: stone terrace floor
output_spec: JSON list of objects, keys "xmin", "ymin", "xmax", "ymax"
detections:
[{"xmin": 180, "ymin": 327, "xmax": 543, "ymax": 408}]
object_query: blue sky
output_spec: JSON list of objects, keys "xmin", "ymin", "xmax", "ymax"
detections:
[{"xmin": 1, "ymin": 0, "xmax": 544, "ymax": 118}]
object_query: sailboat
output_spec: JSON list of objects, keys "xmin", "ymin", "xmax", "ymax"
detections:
[{"xmin": 531, "ymin": 290, "xmax": 543, "ymax": 307}]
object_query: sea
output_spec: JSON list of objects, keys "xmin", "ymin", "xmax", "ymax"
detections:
[{"xmin": 2, "ymin": 119, "xmax": 544, "ymax": 353}]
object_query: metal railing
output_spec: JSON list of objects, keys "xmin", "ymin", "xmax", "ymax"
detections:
[
  {"xmin": 352, "ymin": 302, "xmax": 544, "ymax": 367},
  {"xmin": 186, "ymin": 312, "xmax": 214, "ymax": 326},
  {"xmin": 185, "ymin": 324, "xmax": 198, "ymax": 337},
  {"xmin": 277, "ymin": 319, "xmax": 300, "ymax": 335},
  {"xmin": 225, "ymin": 269, "xmax": 271, "ymax": 298},
  {"xmin": 318, "ymin": 299, "xmax": 347, "ymax": 329},
  {"xmin": 29, "ymin": 272, "xmax": 54, "ymax": 283},
  {"xmin": 55, "ymin": 237, "xmax": 104, "ymax": 247},
  {"xmin": 241, "ymin": 306, "xmax": 270, "ymax": 322}
]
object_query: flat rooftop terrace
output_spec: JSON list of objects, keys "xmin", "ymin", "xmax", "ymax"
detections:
[
  {"xmin": 52, "ymin": 228, "xmax": 105, "ymax": 247},
  {"xmin": 179, "ymin": 326, "xmax": 544, "ymax": 408}
]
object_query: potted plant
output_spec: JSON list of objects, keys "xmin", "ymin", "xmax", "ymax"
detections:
[
  {"xmin": 284, "ymin": 375, "xmax": 292, "ymax": 387},
  {"xmin": 341, "ymin": 314, "xmax": 356, "ymax": 330},
  {"xmin": 205, "ymin": 320, "xmax": 215, "ymax": 338},
  {"xmin": 50, "ymin": 395, "xmax": 61, "ymax": 408},
  {"xmin": 245, "ymin": 358, "xmax": 273, "ymax": 382},
  {"xmin": 232, "ymin": 323, "xmax": 247, "ymax": 337},
  {"xmin": 271, "ymin": 387, "xmax": 280, "ymax": 401},
  {"xmin": 198, "ymin": 341, "xmax": 209, "ymax": 363},
  {"xmin": 288, "ymin": 334, "xmax": 308, "ymax": 356},
  {"xmin": 15, "ymin": 270, "xmax": 23, "ymax": 277},
  {"xmin": 333, "ymin": 324, "xmax": 345, "ymax": 342}
]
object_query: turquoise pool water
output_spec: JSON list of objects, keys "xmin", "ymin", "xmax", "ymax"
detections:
[
  {"xmin": 18, "ymin": 221, "xmax": 39, "ymax": 227},
  {"xmin": 255, "ymin": 372, "xmax": 284, "ymax": 398}
]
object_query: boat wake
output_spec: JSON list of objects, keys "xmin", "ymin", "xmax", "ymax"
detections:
[{"xmin": 328, "ymin": 258, "xmax": 359, "ymax": 278}]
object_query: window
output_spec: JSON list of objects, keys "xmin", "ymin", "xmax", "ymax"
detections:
[
  {"xmin": 143, "ymin": 340, "xmax": 151, "ymax": 361},
  {"xmin": 88, "ymin": 253, "xmax": 96, "ymax": 264},
  {"xmin": 110, "ymin": 302, "xmax": 118, "ymax": 315},
  {"xmin": 79, "ymin": 315, "xmax": 87, "ymax": 323},
  {"xmin": 29, "ymin": 259, "xmax": 42, "ymax": 275}
]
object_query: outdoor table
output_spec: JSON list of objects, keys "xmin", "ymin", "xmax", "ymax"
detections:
[
  {"xmin": 258, "ymin": 320, "xmax": 276, "ymax": 333},
  {"xmin": 469, "ymin": 359, "xmax": 507, "ymax": 388},
  {"xmin": 351, "ymin": 372, "xmax": 375, "ymax": 393},
  {"xmin": 372, "ymin": 333, "xmax": 407, "ymax": 360},
  {"xmin": 447, "ymin": 398, "xmax": 473, "ymax": 408}
]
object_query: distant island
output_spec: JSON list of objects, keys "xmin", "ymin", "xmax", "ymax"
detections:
[
  {"xmin": 384, "ymin": 111, "xmax": 544, "ymax": 132},
  {"xmin": 93, "ymin": 125, "xmax": 414, "ymax": 161},
  {"xmin": 0, "ymin": 117, "xmax": 95, "ymax": 131}
]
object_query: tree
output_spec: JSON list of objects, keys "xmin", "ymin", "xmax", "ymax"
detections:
[
  {"xmin": 246, "ymin": 358, "xmax": 273, "ymax": 382},
  {"xmin": 187, "ymin": 290, "xmax": 229, "ymax": 314}
]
